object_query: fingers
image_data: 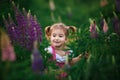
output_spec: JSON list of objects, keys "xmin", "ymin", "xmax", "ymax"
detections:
[{"xmin": 84, "ymin": 52, "xmax": 89, "ymax": 58}]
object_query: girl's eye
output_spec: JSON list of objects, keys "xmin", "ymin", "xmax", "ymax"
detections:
[
  {"xmin": 53, "ymin": 35, "xmax": 56, "ymax": 37},
  {"xmin": 59, "ymin": 35, "xmax": 64, "ymax": 37},
  {"xmin": 53, "ymin": 34, "xmax": 56, "ymax": 37},
  {"xmin": 59, "ymin": 36, "xmax": 63, "ymax": 37}
]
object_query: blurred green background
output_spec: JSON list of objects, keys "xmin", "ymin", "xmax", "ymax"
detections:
[{"xmin": 0, "ymin": 0, "xmax": 120, "ymax": 80}]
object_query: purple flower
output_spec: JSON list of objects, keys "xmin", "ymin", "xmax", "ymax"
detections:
[
  {"xmin": 26, "ymin": 11, "xmax": 42, "ymax": 46},
  {"xmin": 12, "ymin": 1, "xmax": 27, "ymax": 47},
  {"xmin": 100, "ymin": 13, "xmax": 104, "ymax": 30},
  {"xmin": 31, "ymin": 41, "xmax": 44, "ymax": 74},
  {"xmin": 2, "ymin": 1, "xmax": 42, "ymax": 51},
  {"xmin": 33, "ymin": 15, "xmax": 42, "ymax": 42},
  {"xmin": 112, "ymin": 12, "xmax": 120, "ymax": 36},
  {"xmin": 8, "ymin": 13, "xmax": 18, "ymax": 43},
  {"xmin": 2, "ymin": 15, "xmax": 9, "ymax": 29},
  {"xmin": 115, "ymin": 0, "xmax": 120, "ymax": 12},
  {"xmin": 89, "ymin": 19, "xmax": 98, "ymax": 39},
  {"xmin": 22, "ymin": 8, "xmax": 27, "ymax": 17}
]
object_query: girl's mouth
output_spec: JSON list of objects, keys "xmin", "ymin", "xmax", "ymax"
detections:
[{"xmin": 54, "ymin": 42, "xmax": 60, "ymax": 44}]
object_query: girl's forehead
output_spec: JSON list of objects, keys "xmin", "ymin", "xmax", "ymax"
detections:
[
  {"xmin": 52, "ymin": 25, "xmax": 65, "ymax": 29},
  {"xmin": 51, "ymin": 29, "xmax": 65, "ymax": 35},
  {"xmin": 52, "ymin": 28, "xmax": 65, "ymax": 33},
  {"xmin": 50, "ymin": 25, "xmax": 67, "ymax": 35}
]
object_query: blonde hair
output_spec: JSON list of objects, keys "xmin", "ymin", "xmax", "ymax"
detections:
[{"xmin": 45, "ymin": 23, "xmax": 76, "ymax": 40}]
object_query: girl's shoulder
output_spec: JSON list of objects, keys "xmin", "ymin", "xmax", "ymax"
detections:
[{"xmin": 44, "ymin": 46, "xmax": 52, "ymax": 54}]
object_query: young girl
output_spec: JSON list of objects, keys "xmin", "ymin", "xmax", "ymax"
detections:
[
  {"xmin": 44, "ymin": 23, "xmax": 87, "ymax": 79},
  {"xmin": 45, "ymin": 23, "xmax": 82, "ymax": 68}
]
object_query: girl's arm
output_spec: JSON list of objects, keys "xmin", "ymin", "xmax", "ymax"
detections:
[
  {"xmin": 70, "ymin": 54, "xmax": 82, "ymax": 65},
  {"xmin": 70, "ymin": 52, "xmax": 89, "ymax": 65}
]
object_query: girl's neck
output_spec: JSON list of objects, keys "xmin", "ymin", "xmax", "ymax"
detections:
[
  {"xmin": 52, "ymin": 45, "xmax": 65, "ymax": 50},
  {"xmin": 55, "ymin": 46, "xmax": 63, "ymax": 50}
]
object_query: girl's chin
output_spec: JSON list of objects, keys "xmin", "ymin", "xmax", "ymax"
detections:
[
  {"xmin": 52, "ymin": 44, "xmax": 62, "ymax": 48},
  {"xmin": 54, "ymin": 45, "xmax": 61, "ymax": 47}
]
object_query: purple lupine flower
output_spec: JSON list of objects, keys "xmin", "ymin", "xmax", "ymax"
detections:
[
  {"xmin": 26, "ymin": 36, "xmax": 34, "ymax": 51},
  {"xmin": 3, "ymin": 14, "xmax": 18, "ymax": 44},
  {"xmin": 26, "ymin": 11, "xmax": 36, "ymax": 50},
  {"xmin": 89, "ymin": 19, "xmax": 98, "ymax": 39},
  {"xmin": 33, "ymin": 15, "xmax": 42, "ymax": 43},
  {"xmin": 2, "ymin": 15, "xmax": 9, "ymax": 29},
  {"xmin": 22, "ymin": 7, "xmax": 27, "ymax": 17},
  {"xmin": 27, "ymin": 11, "xmax": 37, "ymax": 41},
  {"xmin": 2, "ymin": 1, "xmax": 43, "ymax": 51},
  {"xmin": 100, "ymin": 13, "xmax": 104, "ymax": 30},
  {"xmin": 2, "ymin": 15, "xmax": 12, "ymax": 38},
  {"xmin": 12, "ymin": 1, "xmax": 27, "ymax": 47},
  {"xmin": 25, "ymin": 11, "xmax": 42, "ymax": 51},
  {"xmin": 31, "ymin": 40, "xmax": 44, "ymax": 74},
  {"xmin": 8, "ymin": 13, "xmax": 18, "ymax": 43},
  {"xmin": 112, "ymin": 12, "xmax": 120, "ymax": 36},
  {"xmin": 115, "ymin": 0, "xmax": 120, "ymax": 12}
]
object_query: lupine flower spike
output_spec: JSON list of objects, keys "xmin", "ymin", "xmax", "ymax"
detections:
[
  {"xmin": 100, "ymin": 13, "xmax": 104, "ymax": 30},
  {"xmin": 49, "ymin": 0, "xmax": 56, "ymax": 22},
  {"xmin": 89, "ymin": 18, "xmax": 98, "ymax": 39},
  {"xmin": 100, "ymin": 0, "xmax": 108, "ymax": 7},
  {"xmin": 31, "ymin": 40, "xmax": 44, "ymax": 74},
  {"xmin": 12, "ymin": 1, "xmax": 27, "ymax": 47},
  {"xmin": 0, "ymin": 28, "xmax": 16, "ymax": 61},
  {"xmin": 112, "ymin": 11, "xmax": 120, "ymax": 36},
  {"xmin": 8, "ymin": 13, "xmax": 18, "ymax": 43},
  {"xmin": 66, "ymin": 7, "xmax": 72, "ymax": 19},
  {"xmin": 103, "ymin": 19, "xmax": 109, "ymax": 33},
  {"xmin": 49, "ymin": 0, "xmax": 55, "ymax": 11},
  {"xmin": 115, "ymin": 0, "xmax": 120, "ymax": 12},
  {"xmin": 2, "ymin": 1, "xmax": 42, "ymax": 51}
]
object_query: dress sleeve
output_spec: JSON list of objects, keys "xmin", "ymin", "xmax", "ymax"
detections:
[
  {"xmin": 67, "ymin": 50, "xmax": 73, "ymax": 54},
  {"xmin": 44, "ymin": 46, "xmax": 53, "ymax": 54},
  {"xmin": 67, "ymin": 50, "xmax": 75, "ymax": 58}
]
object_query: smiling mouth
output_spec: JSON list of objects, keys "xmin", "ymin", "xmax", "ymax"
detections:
[{"xmin": 54, "ymin": 42, "xmax": 60, "ymax": 43}]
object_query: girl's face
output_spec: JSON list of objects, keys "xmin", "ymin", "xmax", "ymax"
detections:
[{"xmin": 50, "ymin": 28, "xmax": 66, "ymax": 48}]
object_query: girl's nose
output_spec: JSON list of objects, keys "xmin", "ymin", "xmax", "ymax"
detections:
[
  {"xmin": 55, "ymin": 36, "xmax": 59, "ymax": 41},
  {"xmin": 55, "ymin": 36, "xmax": 59, "ymax": 39}
]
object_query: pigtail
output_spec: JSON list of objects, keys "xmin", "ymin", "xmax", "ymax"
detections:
[
  {"xmin": 66, "ymin": 26, "xmax": 77, "ymax": 44},
  {"xmin": 45, "ymin": 26, "xmax": 51, "ymax": 40},
  {"xmin": 68, "ymin": 26, "xmax": 77, "ymax": 32},
  {"xmin": 66, "ymin": 26, "xmax": 77, "ymax": 34}
]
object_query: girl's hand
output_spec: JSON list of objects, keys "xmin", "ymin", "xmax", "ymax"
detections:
[
  {"xmin": 70, "ymin": 56, "xmax": 81, "ymax": 65},
  {"xmin": 81, "ymin": 51, "xmax": 89, "ymax": 59},
  {"xmin": 70, "ymin": 52, "xmax": 89, "ymax": 65}
]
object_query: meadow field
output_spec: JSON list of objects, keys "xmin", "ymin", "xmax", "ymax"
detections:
[{"xmin": 0, "ymin": 0, "xmax": 120, "ymax": 80}]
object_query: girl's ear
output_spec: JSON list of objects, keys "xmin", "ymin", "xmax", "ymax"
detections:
[{"xmin": 45, "ymin": 26, "xmax": 51, "ymax": 40}]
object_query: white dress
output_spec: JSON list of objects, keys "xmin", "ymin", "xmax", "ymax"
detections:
[{"xmin": 44, "ymin": 46, "xmax": 73, "ymax": 63}]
